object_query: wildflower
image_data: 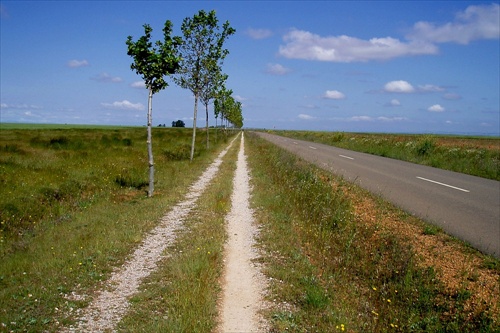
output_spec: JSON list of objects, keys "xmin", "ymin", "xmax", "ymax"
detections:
[
  {"xmin": 387, "ymin": 299, "xmax": 391, "ymax": 303},
  {"xmin": 372, "ymin": 310, "xmax": 379, "ymax": 316},
  {"xmin": 372, "ymin": 286, "xmax": 377, "ymax": 291}
]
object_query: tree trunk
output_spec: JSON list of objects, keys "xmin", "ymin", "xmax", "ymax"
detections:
[
  {"xmin": 205, "ymin": 102, "xmax": 209, "ymax": 150},
  {"xmin": 215, "ymin": 116, "xmax": 218, "ymax": 143},
  {"xmin": 190, "ymin": 93, "xmax": 198, "ymax": 162},
  {"xmin": 147, "ymin": 88, "xmax": 154, "ymax": 197}
]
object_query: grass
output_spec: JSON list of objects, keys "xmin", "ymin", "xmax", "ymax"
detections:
[
  {"xmin": 269, "ymin": 130, "xmax": 500, "ymax": 180},
  {"xmin": 1, "ymin": 127, "xmax": 498, "ymax": 332},
  {"xmin": 245, "ymin": 132, "xmax": 499, "ymax": 332},
  {"xmin": 0, "ymin": 126, "xmax": 236, "ymax": 332}
]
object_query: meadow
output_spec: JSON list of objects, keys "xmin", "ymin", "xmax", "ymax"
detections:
[
  {"xmin": 0, "ymin": 125, "xmax": 234, "ymax": 331},
  {"xmin": 270, "ymin": 130, "xmax": 500, "ymax": 181},
  {"xmin": 0, "ymin": 126, "xmax": 498, "ymax": 332}
]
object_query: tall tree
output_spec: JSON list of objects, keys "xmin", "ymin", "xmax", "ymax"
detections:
[
  {"xmin": 174, "ymin": 9, "xmax": 235, "ymax": 161},
  {"xmin": 200, "ymin": 65, "xmax": 227, "ymax": 149},
  {"xmin": 126, "ymin": 21, "xmax": 181, "ymax": 197},
  {"xmin": 214, "ymin": 86, "xmax": 232, "ymax": 141}
]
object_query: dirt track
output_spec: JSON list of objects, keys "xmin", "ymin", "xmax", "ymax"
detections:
[{"xmin": 60, "ymin": 133, "xmax": 266, "ymax": 332}]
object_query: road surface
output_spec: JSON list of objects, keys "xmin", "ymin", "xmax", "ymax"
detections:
[{"xmin": 255, "ymin": 132, "xmax": 500, "ymax": 258}]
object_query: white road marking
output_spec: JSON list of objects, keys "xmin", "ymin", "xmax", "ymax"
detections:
[
  {"xmin": 416, "ymin": 176, "xmax": 470, "ymax": 193},
  {"xmin": 309, "ymin": 146, "xmax": 317, "ymax": 150},
  {"xmin": 293, "ymin": 142, "xmax": 298, "ymax": 145},
  {"xmin": 339, "ymin": 154, "xmax": 354, "ymax": 160}
]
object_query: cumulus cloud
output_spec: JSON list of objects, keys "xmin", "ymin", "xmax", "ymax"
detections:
[
  {"xmin": 278, "ymin": 4, "xmax": 499, "ymax": 63},
  {"xmin": 101, "ymin": 100, "xmax": 144, "ymax": 111},
  {"xmin": 279, "ymin": 29, "xmax": 437, "ymax": 62},
  {"xmin": 409, "ymin": 4, "xmax": 500, "ymax": 45},
  {"xmin": 428, "ymin": 104, "xmax": 445, "ymax": 112},
  {"xmin": 384, "ymin": 80, "xmax": 415, "ymax": 93},
  {"xmin": 298, "ymin": 114, "xmax": 315, "ymax": 120},
  {"xmin": 245, "ymin": 28, "xmax": 273, "ymax": 40},
  {"xmin": 91, "ymin": 72, "xmax": 123, "ymax": 83},
  {"xmin": 266, "ymin": 63, "xmax": 291, "ymax": 75},
  {"xmin": 130, "ymin": 81, "xmax": 146, "ymax": 89},
  {"xmin": 67, "ymin": 59, "xmax": 89, "ymax": 68},
  {"xmin": 323, "ymin": 90, "xmax": 346, "ymax": 100}
]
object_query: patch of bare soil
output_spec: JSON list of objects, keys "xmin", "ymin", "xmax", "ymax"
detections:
[
  {"xmin": 218, "ymin": 132, "xmax": 268, "ymax": 332},
  {"xmin": 350, "ymin": 188, "xmax": 500, "ymax": 324}
]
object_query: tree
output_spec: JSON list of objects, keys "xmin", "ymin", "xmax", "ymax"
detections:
[
  {"xmin": 174, "ymin": 10, "xmax": 235, "ymax": 161},
  {"xmin": 126, "ymin": 21, "xmax": 181, "ymax": 197},
  {"xmin": 172, "ymin": 119, "xmax": 185, "ymax": 127}
]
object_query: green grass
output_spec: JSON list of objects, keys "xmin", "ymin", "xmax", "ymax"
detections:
[
  {"xmin": 245, "ymin": 132, "xmax": 499, "ymax": 332},
  {"xmin": 269, "ymin": 130, "xmax": 500, "ymax": 180},
  {"xmin": 0, "ymin": 126, "xmax": 236, "ymax": 332}
]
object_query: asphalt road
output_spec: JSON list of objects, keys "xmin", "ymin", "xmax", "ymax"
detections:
[{"xmin": 255, "ymin": 132, "xmax": 500, "ymax": 258}]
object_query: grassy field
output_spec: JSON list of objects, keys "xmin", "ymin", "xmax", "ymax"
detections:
[
  {"xmin": 269, "ymin": 130, "xmax": 500, "ymax": 180},
  {"xmin": 0, "ymin": 127, "xmax": 498, "ymax": 332},
  {"xmin": 0, "ymin": 126, "xmax": 235, "ymax": 331}
]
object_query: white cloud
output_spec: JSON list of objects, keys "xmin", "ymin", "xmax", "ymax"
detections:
[
  {"xmin": 278, "ymin": 4, "xmax": 499, "ymax": 64},
  {"xmin": 443, "ymin": 93, "xmax": 461, "ymax": 100},
  {"xmin": 67, "ymin": 59, "xmax": 89, "ymax": 68},
  {"xmin": 233, "ymin": 95, "xmax": 247, "ymax": 102},
  {"xmin": 418, "ymin": 84, "xmax": 445, "ymax": 92},
  {"xmin": 279, "ymin": 29, "xmax": 437, "ymax": 63},
  {"xmin": 266, "ymin": 63, "xmax": 291, "ymax": 75},
  {"xmin": 101, "ymin": 100, "xmax": 145, "ymax": 111},
  {"xmin": 387, "ymin": 99, "xmax": 401, "ymax": 107},
  {"xmin": 130, "ymin": 81, "xmax": 146, "ymax": 89},
  {"xmin": 384, "ymin": 80, "xmax": 415, "ymax": 93},
  {"xmin": 298, "ymin": 114, "xmax": 315, "ymax": 120},
  {"xmin": 378, "ymin": 116, "xmax": 407, "ymax": 122},
  {"xmin": 349, "ymin": 116, "xmax": 373, "ymax": 122},
  {"xmin": 91, "ymin": 72, "xmax": 123, "ymax": 83},
  {"xmin": 323, "ymin": 90, "xmax": 346, "ymax": 100},
  {"xmin": 428, "ymin": 104, "xmax": 445, "ymax": 112},
  {"xmin": 245, "ymin": 28, "xmax": 273, "ymax": 40},
  {"xmin": 409, "ymin": 4, "xmax": 500, "ymax": 45},
  {"xmin": 0, "ymin": 103, "xmax": 43, "ymax": 109}
]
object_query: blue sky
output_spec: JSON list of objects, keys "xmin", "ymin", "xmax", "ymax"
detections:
[{"xmin": 1, "ymin": 1, "xmax": 499, "ymax": 135}]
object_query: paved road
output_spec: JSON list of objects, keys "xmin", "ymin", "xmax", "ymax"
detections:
[{"xmin": 255, "ymin": 132, "xmax": 500, "ymax": 258}]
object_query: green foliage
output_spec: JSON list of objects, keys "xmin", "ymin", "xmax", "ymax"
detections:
[{"xmin": 126, "ymin": 21, "xmax": 181, "ymax": 94}]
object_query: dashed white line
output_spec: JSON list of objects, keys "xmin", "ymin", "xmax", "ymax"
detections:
[
  {"xmin": 339, "ymin": 154, "xmax": 354, "ymax": 160},
  {"xmin": 309, "ymin": 146, "xmax": 317, "ymax": 150},
  {"xmin": 416, "ymin": 176, "xmax": 470, "ymax": 193}
]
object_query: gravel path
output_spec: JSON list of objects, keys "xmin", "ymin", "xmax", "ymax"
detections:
[
  {"xmin": 218, "ymin": 132, "xmax": 267, "ymax": 332},
  {"xmin": 61, "ymin": 135, "xmax": 238, "ymax": 332}
]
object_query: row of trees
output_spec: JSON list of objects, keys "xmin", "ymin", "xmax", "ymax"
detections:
[{"xmin": 126, "ymin": 10, "xmax": 243, "ymax": 197}]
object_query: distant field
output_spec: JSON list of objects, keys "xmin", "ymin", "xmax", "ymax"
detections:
[
  {"xmin": 0, "ymin": 123, "xmax": 139, "ymax": 130},
  {"xmin": 269, "ymin": 130, "xmax": 500, "ymax": 180}
]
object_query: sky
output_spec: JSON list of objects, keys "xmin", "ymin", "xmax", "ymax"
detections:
[{"xmin": 1, "ymin": 1, "xmax": 499, "ymax": 135}]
